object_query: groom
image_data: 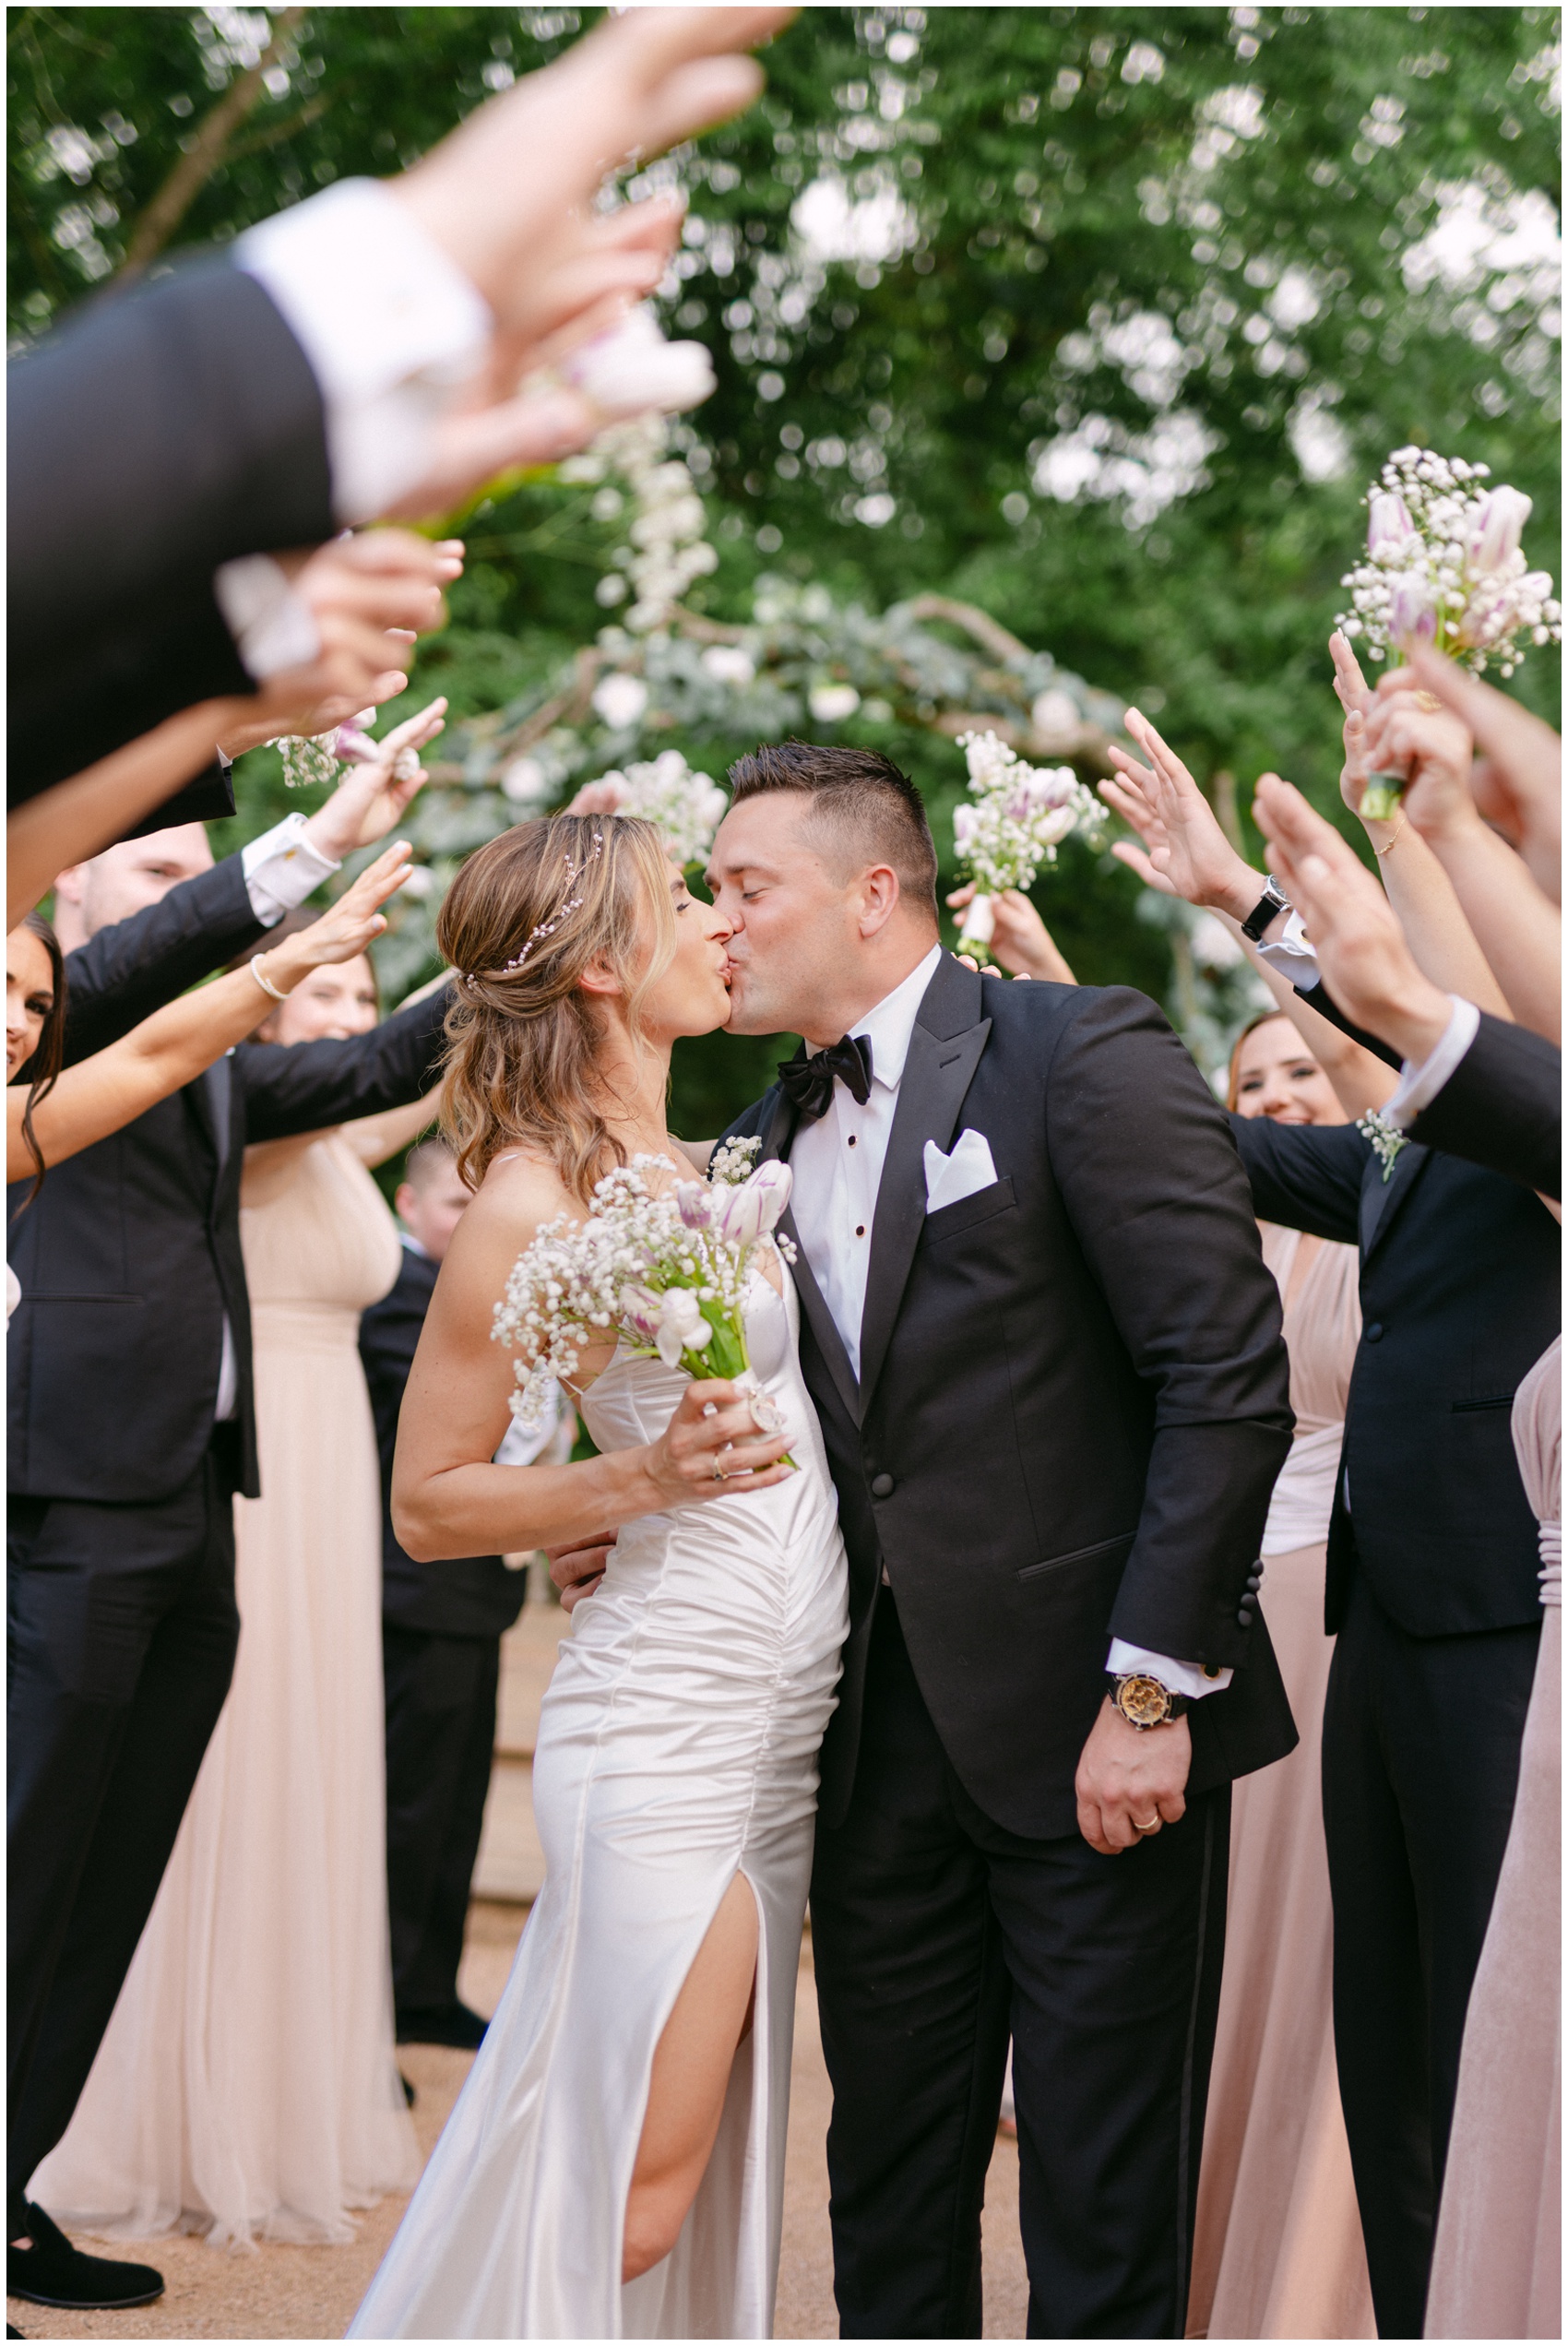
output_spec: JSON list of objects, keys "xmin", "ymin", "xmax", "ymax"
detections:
[{"xmin": 560, "ymin": 740, "xmax": 1296, "ymax": 2337}]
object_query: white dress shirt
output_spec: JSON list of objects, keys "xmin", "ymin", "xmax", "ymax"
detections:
[
  {"xmin": 787, "ymin": 945, "xmax": 1225, "ymax": 1700},
  {"xmin": 211, "ymin": 816, "xmax": 342, "ymax": 1423},
  {"xmin": 789, "ymin": 944, "xmax": 943, "ymax": 1384}
]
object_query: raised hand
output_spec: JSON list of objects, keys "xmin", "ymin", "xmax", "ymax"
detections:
[
  {"xmin": 261, "ymin": 840, "xmax": 416, "ymax": 992},
  {"xmin": 1250, "ymin": 773, "xmax": 1451, "ymax": 1066},
  {"xmin": 303, "ymin": 697, "xmax": 450, "ymax": 860},
  {"xmin": 1100, "ymin": 710, "xmax": 1262, "ymax": 919},
  {"xmin": 1405, "ymin": 645, "xmax": 1562, "ymax": 901},
  {"xmin": 944, "ymin": 883, "xmax": 1077, "ymax": 982},
  {"xmin": 220, "ymin": 535, "xmax": 464, "ymax": 756}
]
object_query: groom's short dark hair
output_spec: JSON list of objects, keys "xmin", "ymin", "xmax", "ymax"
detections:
[{"xmin": 726, "ymin": 741, "xmax": 939, "ymax": 922}]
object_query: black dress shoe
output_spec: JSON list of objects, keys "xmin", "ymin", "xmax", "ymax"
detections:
[
  {"xmin": 399, "ymin": 2071, "xmax": 417, "ymax": 2108},
  {"xmin": 7, "ymin": 2202, "xmax": 162, "ymax": 2310},
  {"xmin": 395, "ymin": 2000, "xmax": 489, "ymax": 2050}
]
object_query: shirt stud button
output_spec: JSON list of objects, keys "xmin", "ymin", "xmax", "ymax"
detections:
[
  {"xmin": 855, "ymin": 1224, "xmax": 865, "ymax": 1237},
  {"xmin": 871, "ymin": 1472, "xmax": 895, "ymax": 1498}
]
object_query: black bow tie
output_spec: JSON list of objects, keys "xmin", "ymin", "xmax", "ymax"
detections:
[{"xmin": 777, "ymin": 1033, "xmax": 873, "ymax": 1123}]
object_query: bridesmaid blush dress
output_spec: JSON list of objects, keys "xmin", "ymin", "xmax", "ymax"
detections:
[
  {"xmin": 1424, "ymin": 1334, "xmax": 1560, "ymax": 2340},
  {"xmin": 1188, "ymin": 1224, "xmax": 1375, "ymax": 2340},
  {"xmin": 32, "ymin": 1134, "xmax": 419, "ymax": 2245},
  {"xmin": 350, "ymin": 1268, "xmax": 849, "ymax": 2340}
]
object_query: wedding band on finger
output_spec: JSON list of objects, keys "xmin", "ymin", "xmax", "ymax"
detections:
[{"xmin": 1133, "ymin": 1814, "xmax": 1161, "ymax": 1834}]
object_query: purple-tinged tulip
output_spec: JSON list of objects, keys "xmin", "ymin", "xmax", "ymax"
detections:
[
  {"xmin": 1367, "ymin": 494, "xmax": 1417, "ymax": 559},
  {"xmin": 1469, "ymin": 486, "xmax": 1531, "ymax": 577},
  {"xmin": 675, "ymin": 1182, "xmax": 713, "ymax": 1232},
  {"xmin": 618, "ymin": 1283, "xmax": 662, "ymax": 1343},
  {"xmin": 1387, "ymin": 578, "xmax": 1438, "ymax": 649},
  {"xmin": 714, "ymin": 1161, "xmax": 792, "ymax": 1249}
]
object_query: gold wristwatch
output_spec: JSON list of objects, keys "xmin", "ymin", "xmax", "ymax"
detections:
[{"xmin": 1105, "ymin": 1672, "xmax": 1190, "ymax": 1731}]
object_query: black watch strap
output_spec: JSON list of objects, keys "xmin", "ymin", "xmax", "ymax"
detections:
[{"xmin": 1240, "ymin": 877, "xmax": 1290, "ymax": 943}]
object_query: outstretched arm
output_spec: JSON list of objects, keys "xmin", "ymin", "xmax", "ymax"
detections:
[
  {"xmin": 1352, "ymin": 648, "xmax": 1560, "ymax": 1042},
  {"xmin": 9, "ymin": 842, "xmax": 412, "ymax": 1184}
]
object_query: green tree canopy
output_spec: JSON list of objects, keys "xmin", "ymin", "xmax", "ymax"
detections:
[{"xmin": 9, "ymin": 6, "xmax": 1561, "ymax": 1114}]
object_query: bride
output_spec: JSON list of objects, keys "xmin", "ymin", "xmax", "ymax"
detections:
[{"xmin": 349, "ymin": 813, "xmax": 848, "ymax": 2340}]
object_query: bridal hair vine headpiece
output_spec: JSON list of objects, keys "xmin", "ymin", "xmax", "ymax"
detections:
[{"xmin": 461, "ymin": 835, "xmax": 604, "ymax": 992}]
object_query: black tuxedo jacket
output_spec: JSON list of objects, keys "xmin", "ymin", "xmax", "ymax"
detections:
[
  {"xmin": 6, "ymin": 857, "xmax": 448, "ymax": 1506},
  {"xmin": 9, "ymin": 255, "xmax": 332, "ymax": 799},
  {"xmin": 1408, "ymin": 1012, "xmax": 1561, "ymax": 1198},
  {"xmin": 725, "ymin": 954, "xmax": 1298, "ymax": 1840},
  {"xmin": 361, "ymin": 1245, "xmax": 528, "ymax": 1641},
  {"xmin": 1230, "ymin": 1107, "xmax": 1559, "ymax": 1640}
]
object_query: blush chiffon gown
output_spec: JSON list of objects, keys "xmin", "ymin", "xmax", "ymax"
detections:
[
  {"xmin": 1188, "ymin": 1223, "xmax": 1375, "ymax": 2340},
  {"xmin": 350, "ymin": 1269, "xmax": 848, "ymax": 2340},
  {"xmin": 1424, "ymin": 1334, "xmax": 1560, "ymax": 2340},
  {"xmin": 32, "ymin": 1135, "xmax": 419, "ymax": 2244}
]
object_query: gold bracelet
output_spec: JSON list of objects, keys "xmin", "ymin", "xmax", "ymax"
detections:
[
  {"xmin": 249, "ymin": 953, "xmax": 292, "ymax": 1004},
  {"xmin": 1373, "ymin": 819, "xmax": 1407, "ymax": 856}
]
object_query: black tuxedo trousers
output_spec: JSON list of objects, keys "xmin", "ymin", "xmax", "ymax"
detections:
[
  {"xmin": 726, "ymin": 957, "xmax": 1296, "ymax": 2336},
  {"xmin": 812, "ymin": 1596, "xmax": 1229, "ymax": 2340},
  {"xmin": 6, "ymin": 1434, "xmax": 241, "ymax": 2231}
]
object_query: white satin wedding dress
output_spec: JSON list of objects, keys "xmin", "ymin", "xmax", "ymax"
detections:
[{"xmin": 350, "ymin": 1268, "xmax": 848, "ymax": 2340}]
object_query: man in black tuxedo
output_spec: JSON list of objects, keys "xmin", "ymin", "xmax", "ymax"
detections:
[
  {"xmin": 6, "ymin": 799, "xmax": 449, "ymax": 2314},
  {"xmin": 1105, "ymin": 737, "xmax": 1561, "ymax": 2337},
  {"xmin": 360, "ymin": 1137, "xmax": 529, "ymax": 2053},
  {"xmin": 692, "ymin": 745, "xmax": 1296, "ymax": 2339}
]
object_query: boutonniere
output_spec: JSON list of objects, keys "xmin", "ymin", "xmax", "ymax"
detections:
[{"xmin": 1357, "ymin": 1109, "xmax": 1409, "ymax": 1184}]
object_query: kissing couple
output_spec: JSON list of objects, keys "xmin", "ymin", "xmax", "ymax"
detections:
[{"xmin": 350, "ymin": 741, "xmax": 1296, "ymax": 2341}]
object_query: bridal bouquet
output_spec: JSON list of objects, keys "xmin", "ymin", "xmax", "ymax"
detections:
[
  {"xmin": 951, "ymin": 731, "xmax": 1099, "ymax": 963},
  {"xmin": 493, "ymin": 1140, "xmax": 796, "ymax": 1452},
  {"xmin": 568, "ymin": 750, "xmax": 729, "ymax": 868},
  {"xmin": 1336, "ymin": 447, "xmax": 1562, "ymax": 817}
]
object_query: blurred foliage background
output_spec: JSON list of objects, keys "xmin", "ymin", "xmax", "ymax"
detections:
[{"xmin": 8, "ymin": 4, "xmax": 1562, "ymax": 1125}]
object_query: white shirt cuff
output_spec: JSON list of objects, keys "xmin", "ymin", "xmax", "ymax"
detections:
[
  {"xmin": 241, "ymin": 811, "xmax": 340, "ymax": 926},
  {"xmin": 212, "ymin": 554, "xmax": 321, "ymax": 680},
  {"xmin": 1255, "ymin": 908, "xmax": 1321, "ymax": 994},
  {"xmin": 1106, "ymin": 1641, "xmax": 1233, "ymax": 1699},
  {"xmin": 1383, "ymin": 996, "xmax": 1480, "ymax": 1131},
  {"xmin": 235, "ymin": 178, "xmax": 492, "ymax": 525}
]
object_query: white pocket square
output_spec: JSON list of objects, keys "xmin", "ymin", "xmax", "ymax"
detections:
[{"xmin": 923, "ymin": 1128, "xmax": 1000, "ymax": 1214}]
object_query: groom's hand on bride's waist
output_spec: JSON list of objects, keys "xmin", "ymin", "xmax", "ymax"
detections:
[
  {"xmin": 1075, "ymin": 1701, "xmax": 1193, "ymax": 1856},
  {"xmin": 548, "ymin": 1531, "xmax": 616, "ymax": 1613}
]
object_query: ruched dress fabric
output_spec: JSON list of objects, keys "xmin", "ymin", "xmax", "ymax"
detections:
[
  {"xmin": 32, "ymin": 1135, "xmax": 419, "ymax": 2245},
  {"xmin": 1425, "ymin": 1334, "xmax": 1560, "ymax": 2340},
  {"xmin": 350, "ymin": 1268, "xmax": 848, "ymax": 2341},
  {"xmin": 1189, "ymin": 1225, "xmax": 1375, "ymax": 2340}
]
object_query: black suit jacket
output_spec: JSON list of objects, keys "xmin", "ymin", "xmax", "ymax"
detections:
[
  {"xmin": 1230, "ymin": 1108, "xmax": 1559, "ymax": 1640},
  {"xmin": 1408, "ymin": 1012, "xmax": 1561, "ymax": 1198},
  {"xmin": 7, "ymin": 862, "xmax": 448, "ymax": 1506},
  {"xmin": 725, "ymin": 954, "xmax": 1298, "ymax": 1840},
  {"xmin": 9, "ymin": 255, "xmax": 332, "ymax": 799},
  {"xmin": 361, "ymin": 1245, "xmax": 528, "ymax": 1640}
]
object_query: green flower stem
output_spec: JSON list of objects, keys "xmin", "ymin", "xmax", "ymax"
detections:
[
  {"xmin": 1359, "ymin": 771, "xmax": 1407, "ymax": 822},
  {"xmin": 679, "ymin": 1305, "xmax": 795, "ymax": 1468}
]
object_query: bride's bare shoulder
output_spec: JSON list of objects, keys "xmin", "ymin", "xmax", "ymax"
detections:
[{"xmin": 464, "ymin": 1147, "xmax": 577, "ymax": 1244}]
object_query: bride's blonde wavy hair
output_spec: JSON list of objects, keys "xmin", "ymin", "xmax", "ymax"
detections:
[{"xmin": 437, "ymin": 813, "xmax": 678, "ymax": 1201}]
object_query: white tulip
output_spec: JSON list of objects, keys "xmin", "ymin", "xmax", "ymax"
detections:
[
  {"xmin": 1469, "ymin": 486, "xmax": 1532, "ymax": 575},
  {"xmin": 655, "ymin": 1286, "xmax": 712, "ymax": 1367},
  {"xmin": 714, "ymin": 1161, "xmax": 793, "ymax": 1249}
]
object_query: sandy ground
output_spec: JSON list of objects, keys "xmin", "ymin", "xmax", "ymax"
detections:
[
  {"xmin": 11, "ymin": 1612, "xmax": 1028, "ymax": 2341},
  {"xmin": 10, "ymin": 1897, "xmax": 1028, "ymax": 2342}
]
